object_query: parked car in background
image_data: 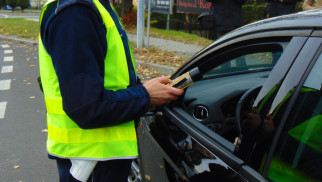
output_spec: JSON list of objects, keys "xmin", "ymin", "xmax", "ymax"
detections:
[{"xmin": 129, "ymin": 9, "xmax": 322, "ymax": 182}]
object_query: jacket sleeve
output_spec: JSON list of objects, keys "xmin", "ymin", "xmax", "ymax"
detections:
[{"xmin": 44, "ymin": 5, "xmax": 150, "ymax": 129}]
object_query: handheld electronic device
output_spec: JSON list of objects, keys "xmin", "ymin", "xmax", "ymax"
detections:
[{"xmin": 168, "ymin": 67, "xmax": 202, "ymax": 89}]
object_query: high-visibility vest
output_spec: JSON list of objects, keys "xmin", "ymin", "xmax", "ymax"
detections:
[{"xmin": 38, "ymin": 0, "xmax": 138, "ymax": 160}]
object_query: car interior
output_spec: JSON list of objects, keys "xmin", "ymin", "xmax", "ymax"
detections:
[
  {"xmin": 180, "ymin": 41, "xmax": 287, "ymax": 144},
  {"xmin": 170, "ymin": 38, "xmax": 322, "ymax": 181}
]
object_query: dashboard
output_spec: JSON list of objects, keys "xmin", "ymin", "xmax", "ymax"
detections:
[{"xmin": 181, "ymin": 71, "xmax": 270, "ymax": 142}]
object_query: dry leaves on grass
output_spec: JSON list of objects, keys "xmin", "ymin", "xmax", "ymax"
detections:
[
  {"xmin": 132, "ymin": 46, "xmax": 188, "ymax": 68},
  {"xmin": 136, "ymin": 65, "xmax": 165, "ymax": 83}
]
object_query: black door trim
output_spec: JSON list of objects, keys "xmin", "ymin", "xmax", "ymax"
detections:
[{"xmin": 163, "ymin": 107, "xmax": 244, "ymax": 170}]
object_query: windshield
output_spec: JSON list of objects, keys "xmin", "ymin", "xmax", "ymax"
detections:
[{"xmin": 204, "ymin": 51, "xmax": 282, "ymax": 78}]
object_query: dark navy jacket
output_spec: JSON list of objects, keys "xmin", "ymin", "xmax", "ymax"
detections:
[
  {"xmin": 40, "ymin": 0, "xmax": 150, "ymax": 130},
  {"xmin": 265, "ymin": 0, "xmax": 299, "ymax": 17}
]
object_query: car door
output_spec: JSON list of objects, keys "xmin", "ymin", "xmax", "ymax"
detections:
[
  {"xmin": 137, "ymin": 32, "xmax": 311, "ymax": 182},
  {"xmin": 256, "ymin": 37, "xmax": 322, "ymax": 182}
]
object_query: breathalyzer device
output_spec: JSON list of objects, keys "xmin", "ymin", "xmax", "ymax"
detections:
[{"xmin": 168, "ymin": 67, "xmax": 202, "ymax": 89}]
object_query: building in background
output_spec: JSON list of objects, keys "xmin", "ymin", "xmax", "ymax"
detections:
[{"xmin": 30, "ymin": 0, "xmax": 46, "ymax": 9}]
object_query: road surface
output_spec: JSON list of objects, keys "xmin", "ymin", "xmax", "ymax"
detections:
[{"xmin": 0, "ymin": 39, "xmax": 58, "ymax": 181}]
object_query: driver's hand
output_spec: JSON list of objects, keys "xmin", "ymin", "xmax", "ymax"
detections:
[
  {"xmin": 144, "ymin": 76, "xmax": 184, "ymax": 107},
  {"xmin": 262, "ymin": 114, "xmax": 275, "ymax": 134},
  {"xmin": 246, "ymin": 108, "xmax": 261, "ymax": 128}
]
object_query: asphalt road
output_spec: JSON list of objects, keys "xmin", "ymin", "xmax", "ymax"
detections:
[{"xmin": 0, "ymin": 39, "xmax": 58, "ymax": 181}]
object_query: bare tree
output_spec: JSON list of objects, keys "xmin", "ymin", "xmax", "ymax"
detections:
[
  {"xmin": 121, "ymin": 0, "xmax": 133, "ymax": 18},
  {"xmin": 17, "ymin": 0, "xmax": 29, "ymax": 12}
]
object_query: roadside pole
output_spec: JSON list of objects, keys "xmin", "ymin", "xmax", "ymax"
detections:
[
  {"xmin": 166, "ymin": 14, "xmax": 170, "ymax": 30},
  {"xmin": 137, "ymin": 0, "xmax": 145, "ymax": 48},
  {"xmin": 146, "ymin": 0, "xmax": 173, "ymax": 47},
  {"xmin": 147, "ymin": 0, "xmax": 151, "ymax": 48}
]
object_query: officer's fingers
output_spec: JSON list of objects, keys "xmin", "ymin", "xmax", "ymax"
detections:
[
  {"xmin": 152, "ymin": 76, "xmax": 172, "ymax": 84},
  {"xmin": 165, "ymin": 85, "xmax": 184, "ymax": 96},
  {"xmin": 143, "ymin": 76, "xmax": 171, "ymax": 89}
]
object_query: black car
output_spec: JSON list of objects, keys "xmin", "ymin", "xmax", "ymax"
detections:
[{"xmin": 130, "ymin": 9, "xmax": 322, "ymax": 182}]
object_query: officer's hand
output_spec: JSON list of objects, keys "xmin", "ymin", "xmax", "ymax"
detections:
[{"xmin": 143, "ymin": 76, "xmax": 184, "ymax": 107}]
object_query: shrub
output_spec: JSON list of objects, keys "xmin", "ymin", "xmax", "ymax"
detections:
[
  {"xmin": 0, "ymin": 0, "xmax": 6, "ymax": 10},
  {"xmin": 122, "ymin": 11, "xmax": 137, "ymax": 28},
  {"xmin": 243, "ymin": 4, "xmax": 267, "ymax": 24}
]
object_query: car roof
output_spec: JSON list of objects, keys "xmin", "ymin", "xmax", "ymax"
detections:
[{"xmin": 210, "ymin": 8, "xmax": 322, "ymax": 47}]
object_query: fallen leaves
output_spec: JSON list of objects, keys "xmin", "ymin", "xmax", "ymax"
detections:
[
  {"xmin": 136, "ymin": 65, "xmax": 164, "ymax": 83},
  {"xmin": 131, "ymin": 44, "xmax": 188, "ymax": 68},
  {"xmin": 145, "ymin": 175, "xmax": 151, "ymax": 181}
]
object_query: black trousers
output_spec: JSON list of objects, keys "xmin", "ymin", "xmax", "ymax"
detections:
[{"xmin": 56, "ymin": 158, "xmax": 132, "ymax": 182}]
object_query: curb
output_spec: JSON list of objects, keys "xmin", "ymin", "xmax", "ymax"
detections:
[
  {"xmin": 0, "ymin": 35, "xmax": 38, "ymax": 45},
  {"xmin": 0, "ymin": 35, "xmax": 177, "ymax": 75}
]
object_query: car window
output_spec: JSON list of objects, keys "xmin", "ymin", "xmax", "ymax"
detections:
[
  {"xmin": 183, "ymin": 42, "xmax": 287, "ymax": 145},
  {"xmin": 265, "ymin": 52, "xmax": 322, "ymax": 182},
  {"xmin": 203, "ymin": 51, "xmax": 282, "ymax": 78}
]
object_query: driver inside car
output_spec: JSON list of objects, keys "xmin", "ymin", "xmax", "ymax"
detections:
[{"xmin": 236, "ymin": 86, "xmax": 322, "ymax": 181}]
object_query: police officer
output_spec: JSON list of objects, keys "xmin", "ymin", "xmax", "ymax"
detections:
[{"xmin": 38, "ymin": 0, "xmax": 184, "ymax": 181}]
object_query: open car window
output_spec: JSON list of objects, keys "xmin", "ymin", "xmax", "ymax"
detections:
[
  {"xmin": 203, "ymin": 51, "xmax": 282, "ymax": 78},
  {"xmin": 183, "ymin": 41, "xmax": 288, "ymax": 145}
]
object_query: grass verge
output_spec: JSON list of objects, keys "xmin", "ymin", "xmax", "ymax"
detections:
[
  {"xmin": 0, "ymin": 18, "xmax": 200, "ymax": 67},
  {"xmin": 126, "ymin": 26, "xmax": 213, "ymax": 47},
  {"xmin": 0, "ymin": 18, "xmax": 38, "ymax": 41}
]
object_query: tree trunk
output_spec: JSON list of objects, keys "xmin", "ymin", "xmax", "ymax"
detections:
[{"xmin": 121, "ymin": 0, "xmax": 133, "ymax": 18}]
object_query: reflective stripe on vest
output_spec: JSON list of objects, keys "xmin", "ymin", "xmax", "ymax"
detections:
[{"xmin": 39, "ymin": 0, "xmax": 138, "ymax": 160}]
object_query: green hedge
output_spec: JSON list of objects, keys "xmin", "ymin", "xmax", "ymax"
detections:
[{"xmin": 243, "ymin": 4, "xmax": 267, "ymax": 25}]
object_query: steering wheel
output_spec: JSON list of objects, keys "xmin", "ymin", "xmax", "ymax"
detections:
[{"xmin": 235, "ymin": 85, "xmax": 262, "ymax": 136}]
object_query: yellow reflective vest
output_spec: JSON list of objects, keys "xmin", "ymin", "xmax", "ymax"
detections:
[{"xmin": 39, "ymin": 0, "xmax": 138, "ymax": 160}]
